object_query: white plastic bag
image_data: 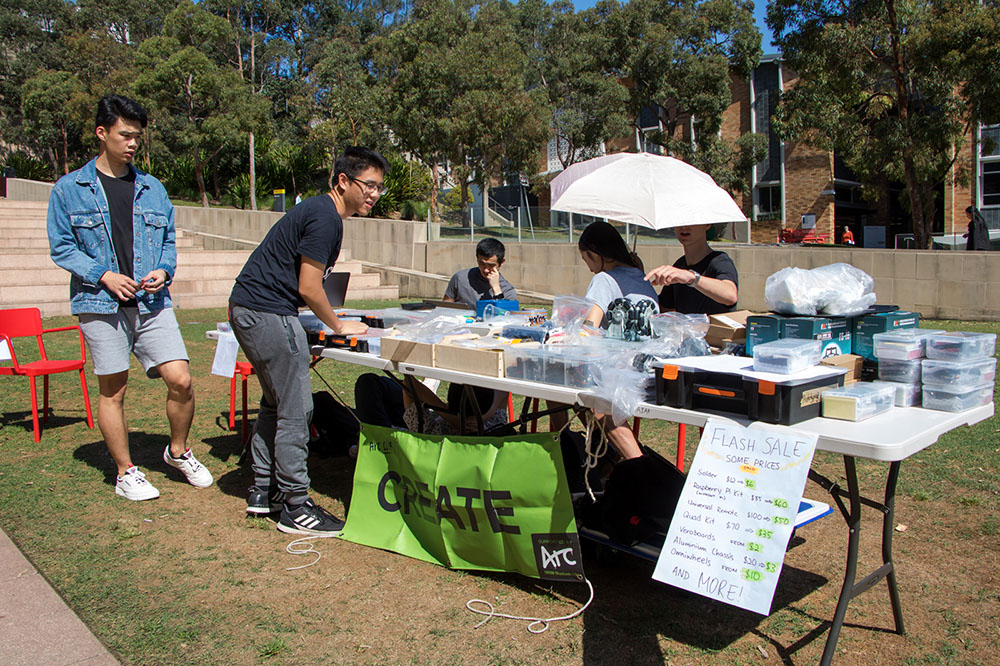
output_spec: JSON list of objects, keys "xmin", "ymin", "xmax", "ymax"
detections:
[{"xmin": 765, "ymin": 263, "xmax": 875, "ymax": 316}]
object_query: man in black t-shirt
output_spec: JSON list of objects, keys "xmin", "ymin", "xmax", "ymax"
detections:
[
  {"xmin": 229, "ymin": 146, "xmax": 388, "ymax": 535},
  {"xmin": 645, "ymin": 224, "xmax": 739, "ymax": 315}
]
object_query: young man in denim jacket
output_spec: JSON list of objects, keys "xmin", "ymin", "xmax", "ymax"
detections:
[{"xmin": 47, "ymin": 95, "xmax": 213, "ymax": 500}]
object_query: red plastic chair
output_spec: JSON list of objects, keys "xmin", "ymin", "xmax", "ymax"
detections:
[
  {"xmin": 0, "ymin": 307, "xmax": 94, "ymax": 442},
  {"xmin": 230, "ymin": 361, "xmax": 256, "ymax": 446}
]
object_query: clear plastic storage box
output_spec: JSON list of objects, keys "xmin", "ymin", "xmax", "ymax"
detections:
[
  {"xmin": 877, "ymin": 358, "xmax": 922, "ymax": 384},
  {"xmin": 871, "ymin": 380, "xmax": 922, "ymax": 407},
  {"xmin": 921, "ymin": 383, "xmax": 995, "ymax": 412},
  {"xmin": 920, "ymin": 357, "xmax": 996, "ymax": 389},
  {"xmin": 752, "ymin": 339, "xmax": 822, "ymax": 374},
  {"xmin": 872, "ymin": 328, "xmax": 945, "ymax": 360},
  {"xmin": 925, "ymin": 332, "xmax": 996, "ymax": 361},
  {"xmin": 822, "ymin": 383, "xmax": 896, "ymax": 421},
  {"xmin": 503, "ymin": 346, "xmax": 545, "ymax": 382}
]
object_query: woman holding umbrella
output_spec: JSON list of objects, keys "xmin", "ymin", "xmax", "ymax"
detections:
[{"xmin": 644, "ymin": 223, "xmax": 739, "ymax": 314}]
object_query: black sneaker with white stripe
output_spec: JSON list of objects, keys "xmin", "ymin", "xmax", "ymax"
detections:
[
  {"xmin": 277, "ymin": 498, "xmax": 345, "ymax": 535},
  {"xmin": 246, "ymin": 486, "xmax": 285, "ymax": 515}
]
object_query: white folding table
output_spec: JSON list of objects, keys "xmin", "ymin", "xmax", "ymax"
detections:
[{"xmin": 314, "ymin": 345, "xmax": 992, "ymax": 665}]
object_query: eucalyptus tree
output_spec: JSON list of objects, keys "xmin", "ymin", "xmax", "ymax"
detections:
[
  {"xmin": 769, "ymin": 0, "xmax": 1000, "ymax": 248},
  {"xmin": 517, "ymin": 0, "xmax": 630, "ymax": 171},
  {"xmin": 604, "ymin": 0, "xmax": 764, "ymax": 193},
  {"xmin": 376, "ymin": 0, "xmax": 548, "ymax": 223},
  {"xmin": 134, "ymin": 0, "xmax": 265, "ymax": 206}
]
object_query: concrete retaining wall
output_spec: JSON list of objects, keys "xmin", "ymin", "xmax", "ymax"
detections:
[{"xmin": 5, "ymin": 181, "xmax": 997, "ymax": 320}]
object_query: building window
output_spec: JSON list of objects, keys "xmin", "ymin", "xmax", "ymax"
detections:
[
  {"xmin": 756, "ymin": 183, "xmax": 780, "ymax": 220},
  {"xmin": 979, "ymin": 124, "xmax": 1000, "ymax": 228}
]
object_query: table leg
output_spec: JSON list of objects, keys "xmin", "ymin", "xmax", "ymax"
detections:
[{"xmin": 817, "ymin": 456, "xmax": 905, "ymax": 666}]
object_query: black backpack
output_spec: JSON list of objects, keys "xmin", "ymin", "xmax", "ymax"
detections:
[
  {"xmin": 310, "ymin": 391, "xmax": 360, "ymax": 457},
  {"xmin": 590, "ymin": 445, "xmax": 686, "ymax": 547}
]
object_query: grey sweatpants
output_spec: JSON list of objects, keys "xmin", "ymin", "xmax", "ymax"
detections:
[{"xmin": 229, "ymin": 304, "xmax": 313, "ymax": 501}]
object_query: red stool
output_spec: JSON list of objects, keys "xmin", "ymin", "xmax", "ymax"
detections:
[{"xmin": 230, "ymin": 361, "xmax": 255, "ymax": 446}]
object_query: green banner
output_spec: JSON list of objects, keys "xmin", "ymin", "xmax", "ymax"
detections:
[{"xmin": 340, "ymin": 424, "xmax": 584, "ymax": 583}]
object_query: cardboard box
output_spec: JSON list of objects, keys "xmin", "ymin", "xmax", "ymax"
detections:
[
  {"xmin": 380, "ymin": 337, "xmax": 435, "ymax": 366},
  {"xmin": 706, "ymin": 310, "xmax": 753, "ymax": 348},
  {"xmin": 820, "ymin": 353, "xmax": 864, "ymax": 384},
  {"xmin": 434, "ymin": 343, "xmax": 506, "ymax": 377},
  {"xmin": 783, "ymin": 316, "xmax": 852, "ymax": 356},
  {"xmin": 853, "ymin": 311, "xmax": 920, "ymax": 359},
  {"xmin": 746, "ymin": 314, "xmax": 783, "ymax": 355}
]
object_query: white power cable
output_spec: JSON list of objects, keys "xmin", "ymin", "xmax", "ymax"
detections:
[{"xmin": 466, "ymin": 578, "xmax": 595, "ymax": 633}]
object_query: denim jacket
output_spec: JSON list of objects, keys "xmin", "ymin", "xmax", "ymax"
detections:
[{"xmin": 47, "ymin": 158, "xmax": 176, "ymax": 315}]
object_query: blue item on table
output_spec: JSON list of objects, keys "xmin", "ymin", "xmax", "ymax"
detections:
[{"xmin": 476, "ymin": 299, "xmax": 519, "ymax": 319}]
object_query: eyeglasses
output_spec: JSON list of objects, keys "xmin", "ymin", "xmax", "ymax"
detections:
[{"xmin": 348, "ymin": 176, "xmax": 387, "ymax": 197}]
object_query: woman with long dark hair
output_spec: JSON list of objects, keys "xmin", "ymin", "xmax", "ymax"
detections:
[
  {"xmin": 965, "ymin": 206, "xmax": 990, "ymax": 251},
  {"xmin": 578, "ymin": 221, "xmax": 657, "ymax": 330}
]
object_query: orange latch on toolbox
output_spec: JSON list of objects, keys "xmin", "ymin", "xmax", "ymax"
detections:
[{"xmin": 661, "ymin": 364, "xmax": 679, "ymax": 380}]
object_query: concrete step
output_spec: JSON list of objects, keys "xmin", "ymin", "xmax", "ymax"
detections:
[
  {"xmin": 0, "ymin": 216, "xmax": 46, "ymax": 229},
  {"xmin": 0, "ymin": 238, "xmax": 51, "ymax": 249},
  {"xmin": 0, "ymin": 226, "xmax": 47, "ymax": 237}
]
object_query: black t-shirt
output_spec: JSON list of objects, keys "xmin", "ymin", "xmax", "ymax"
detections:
[
  {"xmin": 97, "ymin": 168, "xmax": 137, "ymax": 307},
  {"xmin": 229, "ymin": 194, "xmax": 344, "ymax": 315},
  {"xmin": 658, "ymin": 250, "xmax": 739, "ymax": 315}
]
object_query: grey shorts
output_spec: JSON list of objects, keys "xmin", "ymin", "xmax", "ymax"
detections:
[{"xmin": 79, "ymin": 307, "xmax": 189, "ymax": 378}]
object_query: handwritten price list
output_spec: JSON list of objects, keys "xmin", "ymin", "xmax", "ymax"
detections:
[{"xmin": 652, "ymin": 419, "xmax": 818, "ymax": 615}]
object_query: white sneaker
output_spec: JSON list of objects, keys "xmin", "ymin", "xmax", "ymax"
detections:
[
  {"xmin": 115, "ymin": 466, "xmax": 160, "ymax": 501},
  {"xmin": 163, "ymin": 447, "xmax": 214, "ymax": 488}
]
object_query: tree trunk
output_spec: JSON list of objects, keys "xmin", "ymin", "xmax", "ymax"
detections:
[
  {"xmin": 211, "ymin": 153, "xmax": 220, "ymax": 201},
  {"xmin": 460, "ymin": 179, "xmax": 470, "ymax": 227},
  {"xmin": 193, "ymin": 148, "xmax": 209, "ymax": 207},
  {"xmin": 249, "ymin": 131, "xmax": 258, "ymax": 211},
  {"xmin": 885, "ymin": 0, "xmax": 932, "ymax": 249},
  {"xmin": 430, "ymin": 156, "xmax": 440, "ymax": 225},
  {"xmin": 61, "ymin": 125, "xmax": 69, "ymax": 175}
]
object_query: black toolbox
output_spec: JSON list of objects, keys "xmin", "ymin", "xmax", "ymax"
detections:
[{"xmin": 652, "ymin": 361, "xmax": 845, "ymax": 425}]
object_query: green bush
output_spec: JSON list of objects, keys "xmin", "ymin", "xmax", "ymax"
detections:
[
  {"xmin": 370, "ymin": 154, "xmax": 431, "ymax": 218},
  {"xmin": 1, "ymin": 151, "xmax": 53, "ymax": 181},
  {"xmin": 400, "ymin": 199, "xmax": 429, "ymax": 221}
]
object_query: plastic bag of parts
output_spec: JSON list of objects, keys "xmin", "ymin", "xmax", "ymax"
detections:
[
  {"xmin": 500, "ymin": 323, "xmax": 550, "ymax": 343},
  {"xmin": 644, "ymin": 312, "xmax": 711, "ymax": 358},
  {"xmin": 551, "ymin": 294, "xmax": 593, "ymax": 328},
  {"xmin": 393, "ymin": 313, "xmax": 472, "ymax": 343},
  {"xmin": 765, "ymin": 263, "xmax": 876, "ymax": 316},
  {"xmin": 595, "ymin": 360, "xmax": 650, "ymax": 426}
]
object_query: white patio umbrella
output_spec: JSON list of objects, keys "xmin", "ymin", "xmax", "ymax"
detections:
[{"xmin": 549, "ymin": 152, "xmax": 747, "ymax": 230}]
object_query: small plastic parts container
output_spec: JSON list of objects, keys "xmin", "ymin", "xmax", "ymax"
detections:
[
  {"xmin": 877, "ymin": 358, "xmax": 922, "ymax": 384},
  {"xmin": 752, "ymin": 339, "xmax": 822, "ymax": 374},
  {"xmin": 920, "ymin": 357, "xmax": 996, "ymax": 389},
  {"xmin": 925, "ymin": 332, "xmax": 996, "ymax": 361},
  {"xmin": 503, "ymin": 346, "xmax": 544, "ymax": 382},
  {"xmin": 822, "ymin": 383, "xmax": 896, "ymax": 421},
  {"xmin": 921, "ymin": 382, "xmax": 995, "ymax": 412},
  {"xmin": 871, "ymin": 380, "xmax": 922, "ymax": 407},
  {"xmin": 872, "ymin": 328, "xmax": 945, "ymax": 360}
]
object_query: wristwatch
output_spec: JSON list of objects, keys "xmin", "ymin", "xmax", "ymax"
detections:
[{"xmin": 689, "ymin": 270, "xmax": 701, "ymax": 286}]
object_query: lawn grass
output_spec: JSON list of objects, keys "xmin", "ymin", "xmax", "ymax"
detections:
[{"xmin": 0, "ymin": 306, "xmax": 997, "ymax": 664}]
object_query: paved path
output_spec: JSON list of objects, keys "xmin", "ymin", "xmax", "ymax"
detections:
[{"xmin": 0, "ymin": 527, "xmax": 120, "ymax": 665}]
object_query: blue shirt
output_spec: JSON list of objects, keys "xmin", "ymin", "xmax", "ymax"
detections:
[{"xmin": 47, "ymin": 158, "xmax": 176, "ymax": 315}]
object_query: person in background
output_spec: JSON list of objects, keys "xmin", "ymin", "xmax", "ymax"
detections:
[
  {"xmin": 443, "ymin": 237, "xmax": 517, "ymax": 308},
  {"xmin": 229, "ymin": 146, "xmax": 387, "ymax": 535},
  {"xmin": 47, "ymin": 95, "xmax": 213, "ymax": 500},
  {"xmin": 645, "ymin": 223, "xmax": 738, "ymax": 315},
  {"xmin": 965, "ymin": 206, "xmax": 990, "ymax": 251},
  {"xmin": 842, "ymin": 225, "xmax": 855, "ymax": 246}
]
